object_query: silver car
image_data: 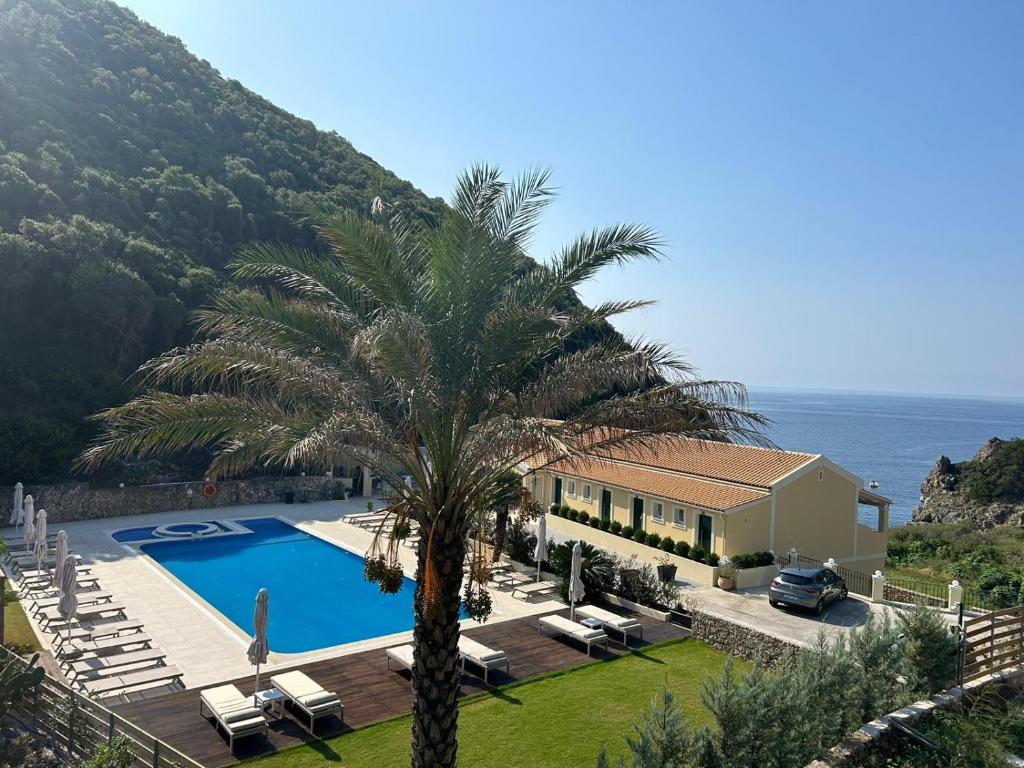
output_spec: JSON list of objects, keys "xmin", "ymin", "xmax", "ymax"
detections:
[{"xmin": 769, "ymin": 566, "xmax": 848, "ymax": 615}]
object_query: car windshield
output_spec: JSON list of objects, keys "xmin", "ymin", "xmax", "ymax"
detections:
[{"xmin": 779, "ymin": 572, "xmax": 813, "ymax": 585}]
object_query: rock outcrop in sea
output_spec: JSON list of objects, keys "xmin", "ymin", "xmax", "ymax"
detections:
[{"xmin": 912, "ymin": 437, "xmax": 1024, "ymax": 528}]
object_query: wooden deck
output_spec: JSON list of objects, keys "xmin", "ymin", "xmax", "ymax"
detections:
[{"xmin": 112, "ymin": 608, "xmax": 688, "ymax": 767}]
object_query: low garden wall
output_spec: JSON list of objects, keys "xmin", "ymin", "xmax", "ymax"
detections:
[
  {"xmin": 734, "ymin": 562, "xmax": 780, "ymax": 589},
  {"xmin": 546, "ymin": 514, "xmax": 719, "ymax": 587},
  {"xmin": 688, "ymin": 606, "xmax": 800, "ymax": 668},
  {"xmin": 0, "ymin": 476, "xmax": 336, "ymax": 524},
  {"xmin": 803, "ymin": 665, "xmax": 1024, "ymax": 768}
]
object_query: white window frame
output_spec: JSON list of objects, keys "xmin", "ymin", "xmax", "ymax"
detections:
[
  {"xmin": 582, "ymin": 483, "xmax": 592, "ymax": 501},
  {"xmin": 673, "ymin": 507, "xmax": 686, "ymax": 529},
  {"xmin": 652, "ymin": 500, "xmax": 664, "ymax": 523},
  {"xmin": 567, "ymin": 479, "xmax": 576, "ymax": 498}
]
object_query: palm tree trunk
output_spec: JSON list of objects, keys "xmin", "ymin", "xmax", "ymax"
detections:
[
  {"xmin": 411, "ymin": 506, "xmax": 467, "ymax": 768},
  {"xmin": 492, "ymin": 505, "xmax": 510, "ymax": 560}
]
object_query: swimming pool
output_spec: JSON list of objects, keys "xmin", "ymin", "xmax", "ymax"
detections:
[{"xmin": 138, "ymin": 517, "xmax": 418, "ymax": 653}]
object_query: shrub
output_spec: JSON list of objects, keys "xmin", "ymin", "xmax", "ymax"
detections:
[
  {"xmin": 732, "ymin": 551, "xmax": 777, "ymax": 569},
  {"xmin": 83, "ymin": 735, "xmax": 133, "ymax": 768},
  {"xmin": 560, "ymin": 504, "xmax": 572, "ymax": 517},
  {"xmin": 896, "ymin": 603, "xmax": 958, "ymax": 695},
  {"xmin": 578, "ymin": 511, "xmax": 590, "ymax": 524},
  {"xmin": 646, "ymin": 532, "xmax": 661, "ymax": 548},
  {"xmin": 610, "ymin": 520, "xmax": 622, "ymax": 535},
  {"xmin": 660, "ymin": 536, "xmax": 675, "ymax": 553},
  {"xmin": 708, "ymin": 552, "xmax": 720, "ymax": 567},
  {"xmin": 550, "ymin": 539, "xmax": 617, "ymax": 597},
  {"xmin": 568, "ymin": 509, "xmax": 579, "ymax": 521},
  {"xmin": 690, "ymin": 545, "xmax": 707, "ymax": 563},
  {"xmin": 674, "ymin": 540, "xmax": 690, "ymax": 558},
  {"xmin": 633, "ymin": 529, "xmax": 647, "ymax": 544},
  {"xmin": 599, "ymin": 518, "xmax": 611, "ymax": 532},
  {"xmin": 621, "ymin": 525, "xmax": 634, "ymax": 539},
  {"xmin": 549, "ymin": 503, "xmax": 560, "ymax": 516},
  {"xmin": 506, "ymin": 516, "xmax": 537, "ymax": 565},
  {"xmin": 589, "ymin": 517, "xmax": 601, "ymax": 529}
]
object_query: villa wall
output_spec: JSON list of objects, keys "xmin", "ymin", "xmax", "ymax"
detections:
[{"xmin": 0, "ymin": 476, "xmax": 336, "ymax": 524}]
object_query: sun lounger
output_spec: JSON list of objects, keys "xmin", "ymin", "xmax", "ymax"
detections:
[
  {"xmin": 200, "ymin": 684, "xmax": 269, "ymax": 753},
  {"xmin": 52, "ymin": 620, "xmax": 144, "ymax": 648},
  {"xmin": 385, "ymin": 644, "xmax": 415, "ymax": 675},
  {"xmin": 85, "ymin": 664, "xmax": 182, "ymax": 698},
  {"xmin": 511, "ymin": 580, "xmax": 558, "ymax": 600},
  {"xmin": 17, "ymin": 560, "xmax": 88, "ymax": 583},
  {"xmin": 575, "ymin": 605, "xmax": 644, "ymax": 646},
  {"xmin": 39, "ymin": 602, "xmax": 127, "ymax": 628},
  {"xmin": 270, "ymin": 670, "xmax": 343, "ymax": 734},
  {"xmin": 69, "ymin": 647, "xmax": 168, "ymax": 681},
  {"xmin": 20, "ymin": 574, "xmax": 99, "ymax": 594},
  {"xmin": 58, "ymin": 632, "xmax": 152, "ymax": 662},
  {"xmin": 538, "ymin": 615, "xmax": 609, "ymax": 656},
  {"xmin": 458, "ymin": 636, "xmax": 509, "ymax": 683},
  {"xmin": 31, "ymin": 589, "xmax": 111, "ymax": 613}
]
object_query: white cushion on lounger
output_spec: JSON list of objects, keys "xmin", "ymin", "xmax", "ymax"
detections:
[
  {"xmin": 542, "ymin": 614, "xmax": 605, "ymax": 640},
  {"xmin": 222, "ymin": 706, "xmax": 263, "ymax": 724},
  {"xmin": 459, "ymin": 637, "xmax": 505, "ymax": 663},
  {"xmin": 300, "ymin": 691, "xmax": 340, "ymax": 708}
]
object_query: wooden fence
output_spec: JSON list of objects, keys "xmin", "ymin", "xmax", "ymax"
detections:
[
  {"xmin": 959, "ymin": 603, "xmax": 1024, "ymax": 685},
  {"xmin": 2, "ymin": 645, "xmax": 201, "ymax": 768}
]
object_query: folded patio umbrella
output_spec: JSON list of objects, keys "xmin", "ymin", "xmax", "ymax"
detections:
[
  {"xmin": 247, "ymin": 587, "xmax": 270, "ymax": 705},
  {"xmin": 53, "ymin": 530, "xmax": 69, "ymax": 587},
  {"xmin": 57, "ymin": 552, "xmax": 78, "ymax": 644},
  {"xmin": 569, "ymin": 540, "xmax": 585, "ymax": 622},
  {"xmin": 33, "ymin": 509, "xmax": 48, "ymax": 572},
  {"xmin": 22, "ymin": 496, "xmax": 35, "ymax": 554},
  {"xmin": 534, "ymin": 514, "xmax": 548, "ymax": 583},
  {"xmin": 10, "ymin": 482, "xmax": 23, "ymax": 530}
]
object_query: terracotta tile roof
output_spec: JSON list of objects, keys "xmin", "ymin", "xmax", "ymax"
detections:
[
  {"xmin": 546, "ymin": 456, "xmax": 769, "ymax": 512},
  {"xmin": 601, "ymin": 436, "xmax": 816, "ymax": 489}
]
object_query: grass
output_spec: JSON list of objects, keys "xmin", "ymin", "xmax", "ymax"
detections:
[
  {"xmin": 4, "ymin": 584, "xmax": 41, "ymax": 653},
  {"xmin": 248, "ymin": 638, "xmax": 739, "ymax": 768}
]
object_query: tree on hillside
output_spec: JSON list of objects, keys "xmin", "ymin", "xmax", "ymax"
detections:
[{"xmin": 79, "ymin": 166, "xmax": 765, "ymax": 768}]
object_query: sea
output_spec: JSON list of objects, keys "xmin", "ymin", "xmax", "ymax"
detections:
[{"xmin": 746, "ymin": 388, "xmax": 1024, "ymax": 527}]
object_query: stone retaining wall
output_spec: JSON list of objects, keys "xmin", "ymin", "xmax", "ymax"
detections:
[
  {"xmin": 688, "ymin": 607, "xmax": 801, "ymax": 668},
  {"xmin": 0, "ymin": 477, "xmax": 336, "ymax": 524}
]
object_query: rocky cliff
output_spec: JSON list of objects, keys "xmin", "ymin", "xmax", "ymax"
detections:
[{"xmin": 913, "ymin": 438, "xmax": 1024, "ymax": 528}]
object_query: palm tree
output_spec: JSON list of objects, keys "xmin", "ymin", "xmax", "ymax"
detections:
[{"xmin": 79, "ymin": 166, "xmax": 765, "ymax": 768}]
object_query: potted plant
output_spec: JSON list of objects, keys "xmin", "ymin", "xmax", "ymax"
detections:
[
  {"xmin": 655, "ymin": 554, "xmax": 677, "ymax": 583},
  {"xmin": 717, "ymin": 559, "xmax": 736, "ymax": 590}
]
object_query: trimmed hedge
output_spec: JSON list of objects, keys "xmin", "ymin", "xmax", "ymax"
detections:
[{"xmin": 730, "ymin": 551, "xmax": 775, "ymax": 569}]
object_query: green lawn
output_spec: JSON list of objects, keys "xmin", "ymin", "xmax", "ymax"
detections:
[
  {"xmin": 4, "ymin": 584, "xmax": 41, "ymax": 653},
  {"xmin": 249, "ymin": 638, "xmax": 738, "ymax": 768}
]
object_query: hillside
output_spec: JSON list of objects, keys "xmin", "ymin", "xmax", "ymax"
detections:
[
  {"xmin": 913, "ymin": 437, "xmax": 1024, "ymax": 528},
  {"xmin": 0, "ymin": 0, "xmax": 446, "ymax": 482}
]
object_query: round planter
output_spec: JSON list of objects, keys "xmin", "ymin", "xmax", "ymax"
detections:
[{"xmin": 717, "ymin": 576, "xmax": 735, "ymax": 590}]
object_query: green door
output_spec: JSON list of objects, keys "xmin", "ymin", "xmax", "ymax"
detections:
[
  {"xmin": 600, "ymin": 489, "xmax": 612, "ymax": 523},
  {"xmin": 631, "ymin": 497, "xmax": 644, "ymax": 530},
  {"xmin": 553, "ymin": 477, "xmax": 562, "ymax": 505},
  {"xmin": 698, "ymin": 513, "xmax": 713, "ymax": 552}
]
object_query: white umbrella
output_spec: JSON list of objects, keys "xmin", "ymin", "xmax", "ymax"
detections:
[
  {"xmin": 22, "ymin": 495, "xmax": 35, "ymax": 554},
  {"xmin": 33, "ymin": 509, "xmax": 48, "ymax": 572},
  {"xmin": 57, "ymin": 553, "xmax": 78, "ymax": 644},
  {"xmin": 247, "ymin": 588, "xmax": 270, "ymax": 705},
  {"xmin": 53, "ymin": 530, "xmax": 69, "ymax": 587},
  {"xmin": 534, "ymin": 514, "xmax": 548, "ymax": 583},
  {"xmin": 10, "ymin": 482, "xmax": 23, "ymax": 530},
  {"xmin": 568, "ymin": 541, "xmax": 585, "ymax": 622}
]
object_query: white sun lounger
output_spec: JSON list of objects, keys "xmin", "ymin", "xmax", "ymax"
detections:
[
  {"xmin": 58, "ymin": 632, "xmax": 153, "ymax": 663},
  {"xmin": 200, "ymin": 684, "xmax": 269, "ymax": 753},
  {"xmin": 270, "ymin": 670, "xmax": 344, "ymax": 734},
  {"xmin": 575, "ymin": 605, "xmax": 644, "ymax": 646},
  {"xmin": 40, "ymin": 602, "xmax": 127, "ymax": 628},
  {"xmin": 458, "ymin": 636, "xmax": 509, "ymax": 683},
  {"xmin": 511, "ymin": 580, "xmax": 558, "ymax": 600},
  {"xmin": 385, "ymin": 644, "xmax": 415, "ymax": 676},
  {"xmin": 52, "ymin": 620, "xmax": 144, "ymax": 649},
  {"xmin": 86, "ymin": 664, "xmax": 183, "ymax": 699},
  {"xmin": 538, "ymin": 615, "xmax": 609, "ymax": 656},
  {"xmin": 31, "ymin": 589, "xmax": 112, "ymax": 614}
]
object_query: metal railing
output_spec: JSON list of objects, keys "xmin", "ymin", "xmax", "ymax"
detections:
[
  {"xmin": 1, "ymin": 645, "xmax": 200, "ymax": 768},
  {"xmin": 882, "ymin": 576, "xmax": 947, "ymax": 608}
]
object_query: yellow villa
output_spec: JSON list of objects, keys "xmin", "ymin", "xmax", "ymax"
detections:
[{"xmin": 523, "ymin": 437, "xmax": 890, "ymax": 575}]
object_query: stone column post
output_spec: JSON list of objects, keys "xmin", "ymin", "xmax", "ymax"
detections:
[
  {"xmin": 948, "ymin": 579, "xmax": 963, "ymax": 612},
  {"xmin": 871, "ymin": 570, "xmax": 885, "ymax": 603}
]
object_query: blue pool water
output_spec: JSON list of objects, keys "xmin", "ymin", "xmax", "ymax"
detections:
[{"xmin": 140, "ymin": 517, "xmax": 418, "ymax": 653}]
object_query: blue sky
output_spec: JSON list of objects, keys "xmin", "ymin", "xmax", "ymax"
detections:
[{"xmin": 121, "ymin": 1, "xmax": 1024, "ymax": 398}]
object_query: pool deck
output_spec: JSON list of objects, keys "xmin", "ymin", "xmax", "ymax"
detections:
[
  {"xmin": 9, "ymin": 499, "xmax": 563, "ymax": 691},
  {"xmin": 111, "ymin": 607, "xmax": 688, "ymax": 767}
]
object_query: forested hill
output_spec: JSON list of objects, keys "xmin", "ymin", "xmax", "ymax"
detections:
[{"xmin": 0, "ymin": 0, "xmax": 446, "ymax": 483}]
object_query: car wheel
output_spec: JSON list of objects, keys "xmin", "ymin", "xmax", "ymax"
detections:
[
  {"xmin": 839, "ymin": 587, "xmax": 848, "ymax": 601},
  {"xmin": 769, "ymin": 599, "xmax": 779, "ymax": 608},
  {"xmin": 814, "ymin": 599, "xmax": 824, "ymax": 616}
]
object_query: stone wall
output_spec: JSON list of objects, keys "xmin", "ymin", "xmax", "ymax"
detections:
[
  {"xmin": 0, "ymin": 477, "xmax": 337, "ymax": 524},
  {"xmin": 688, "ymin": 606, "xmax": 801, "ymax": 668}
]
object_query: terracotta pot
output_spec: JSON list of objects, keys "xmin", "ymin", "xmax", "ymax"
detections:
[{"xmin": 717, "ymin": 576, "xmax": 735, "ymax": 590}]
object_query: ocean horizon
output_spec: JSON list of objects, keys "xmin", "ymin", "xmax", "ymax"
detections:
[{"xmin": 746, "ymin": 387, "xmax": 1024, "ymax": 527}]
